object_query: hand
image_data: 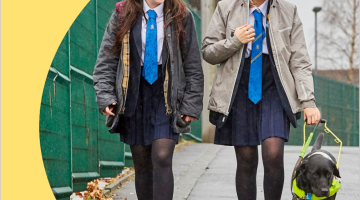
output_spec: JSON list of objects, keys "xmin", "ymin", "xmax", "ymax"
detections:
[
  {"xmin": 181, "ymin": 115, "xmax": 197, "ymax": 122},
  {"xmin": 102, "ymin": 103, "xmax": 116, "ymax": 116},
  {"xmin": 234, "ymin": 24, "xmax": 256, "ymax": 44},
  {"xmin": 303, "ymin": 107, "xmax": 321, "ymax": 125}
]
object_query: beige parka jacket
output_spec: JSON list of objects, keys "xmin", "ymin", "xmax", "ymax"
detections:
[{"xmin": 202, "ymin": 0, "xmax": 316, "ymax": 117}]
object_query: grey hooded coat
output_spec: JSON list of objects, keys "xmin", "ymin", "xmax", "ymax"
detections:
[{"xmin": 93, "ymin": 6, "xmax": 204, "ymax": 133}]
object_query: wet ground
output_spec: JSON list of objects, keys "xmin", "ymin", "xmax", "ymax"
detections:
[{"xmin": 114, "ymin": 144, "xmax": 359, "ymax": 200}]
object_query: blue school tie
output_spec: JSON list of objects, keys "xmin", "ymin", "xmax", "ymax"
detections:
[
  {"xmin": 248, "ymin": 10, "xmax": 264, "ymax": 104},
  {"xmin": 143, "ymin": 10, "xmax": 158, "ymax": 85}
]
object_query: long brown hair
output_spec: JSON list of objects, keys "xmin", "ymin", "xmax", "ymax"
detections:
[{"xmin": 113, "ymin": 0, "xmax": 187, "ymax": 54}]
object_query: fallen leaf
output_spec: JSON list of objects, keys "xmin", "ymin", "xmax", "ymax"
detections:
[{"xmin": 75, "ymin": 192, "xmax": 83, "ymax": 198}]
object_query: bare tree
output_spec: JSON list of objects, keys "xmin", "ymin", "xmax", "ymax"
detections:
[{"xmin": 318, "ymin": 0, "xmax": 360, "ymax": 84}]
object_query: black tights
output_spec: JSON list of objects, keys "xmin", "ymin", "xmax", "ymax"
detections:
[
  {"xmin": 235, "ymin": 137, "xmax": 285, "ymax": 200},
  {"xmin": 130, "ymin": 139, "xmax": 176, "ymax": 200}
]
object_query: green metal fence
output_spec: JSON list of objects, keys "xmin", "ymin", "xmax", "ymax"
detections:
[
  {"xmin": 40, "ymin": 1, "xmax": 123, "ymax": 199},
  {"xmin": 40, "ymin": 1, "xmax": 203, "ymax": 199},
  {"xmin": 287, "ymin": 75, "xmax": 359, "ymax": 146}
]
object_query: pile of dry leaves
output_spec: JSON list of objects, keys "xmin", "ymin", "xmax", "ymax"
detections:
[
  {"xmin": 74, "ymin": 180, "xmax": 113, "ymax": 200},
  {"xmin": 71, "ymin": 168, "xmax": 135, "ymax": 200},
  {"xmin": 99, "ymin": 170, "xmax": 126, "ymax": 186}
]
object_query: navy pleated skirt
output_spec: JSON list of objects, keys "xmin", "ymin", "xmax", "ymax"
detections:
[
  {"xmin": 120, "ymin": 65, "xmax": 179, "ymax": 146},
  {"xmin": 214, "ymin": 54, "xmax": 290, "ymax": 146}
]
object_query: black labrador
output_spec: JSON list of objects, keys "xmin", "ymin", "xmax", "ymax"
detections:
[{"xmin": 294, "ymin": 133, "xmax": 341, "ymax": 200}]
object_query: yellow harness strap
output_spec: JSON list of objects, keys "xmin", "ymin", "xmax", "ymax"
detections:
[
  {"xmin": 291, "ymin": 120, "xmax": 342, "ymax": 200},
  {"xmin": 293, "ymin": 177, "xmax": 341, "ymax": 200}
]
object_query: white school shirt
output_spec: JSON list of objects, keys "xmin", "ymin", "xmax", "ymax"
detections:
[
  {"xmin": 141, "ymin": 0, "xmax": 165, "ymax": 66},
  {"xmin": 245, "ymin": 0, "xmax": 269, "ymax": 58}
]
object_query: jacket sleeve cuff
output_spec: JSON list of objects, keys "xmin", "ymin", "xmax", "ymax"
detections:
[
  {"xmin": 179, "ymin": 108, "xmax": 201, "ymax": 120},
  {"xmin": 301, "ymin": 100, "xmax": 316, "ymax": 110},
  {"xmin": 229, "ymin": 35, "xmax": 243, "ymax": 49},
  {"xmin": 99, "ymin": 99, "xmax": 117, "ymax": 114}
]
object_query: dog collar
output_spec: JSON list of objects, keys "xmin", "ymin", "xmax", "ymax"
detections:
[
  {"xmin": 293, "ymin": 177, "xmax": 341, "ymax": 200},
  {"xmin": 306, "ymin": 193, "xmax": 312, "ymax": 200},
  {"xmin": 307, "ymin": 152, "xmax": 335, "ymax": 164}
]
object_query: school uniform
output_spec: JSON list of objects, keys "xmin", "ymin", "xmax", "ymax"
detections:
[
  {"xmin": 118, "ymin": 2, "xmax": 179, "ymax": 145},
  {"xmin": 214, "ymin": 0, "xmax": 295, "ymax": 146}
]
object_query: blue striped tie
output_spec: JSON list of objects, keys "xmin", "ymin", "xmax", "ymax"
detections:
[
  {"xmin": 248, "ymin": 10, "xmax": 264, "ymax": 104},
  {"xmin": 143, "ymin": 10, "xmax": 158, "ymax": 85}
]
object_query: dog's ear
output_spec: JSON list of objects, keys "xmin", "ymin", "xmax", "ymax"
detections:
[
  {"xmin": 295, "ymin": 161, "xmax": 309, "ymax": 191},
  {"xmin": 295, "ymin": 161, "xmax": 307, "ymax": 178},
  {"xmin": 312, "ymin": 133, "xmax": 324, "ymax": 152}
]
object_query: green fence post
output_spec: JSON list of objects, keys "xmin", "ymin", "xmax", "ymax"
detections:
[{"xmin": 40, "ymin": 33, "xmax": 73, "ymax": 200}]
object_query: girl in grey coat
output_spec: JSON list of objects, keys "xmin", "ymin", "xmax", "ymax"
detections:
[
  {"xmin": 202, "ymin": 0, "xmax": 320, "ymax": 199},
  {"xmin": 93, "ymin": 0, "xmax": 204, "ymax": 199}
]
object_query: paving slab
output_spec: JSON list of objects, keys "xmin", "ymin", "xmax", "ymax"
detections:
[
  {"xmin": 113, "ymin": 144, "xmax": 221, "ymax": 200},
  {"xmin": 187, "ymin": 145, "xmax": 359, "ymax": 200},
  {"xmin": 112, "ymin": 144, "xmax": 359, "ymax": 200}
]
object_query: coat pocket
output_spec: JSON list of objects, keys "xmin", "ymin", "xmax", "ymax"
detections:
[
  {"xmin": 276, "ymin": 26, "xmax": 292, "ymax": 57},
  {"xmin": 231, "ymin": 27, "xmax": 236, "ymax": 37},
  {"xmin": 277, "ymin": 26, "xmax": 292, "ymax": 33},
  {"xmin": 177, "ymin": 89, "xmax": 185, "ymax": 107},
  {"xmin": 105, "ymin": 103, "xmax": 118, "ymax": 127}
]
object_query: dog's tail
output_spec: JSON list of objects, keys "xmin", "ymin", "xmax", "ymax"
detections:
[{"xmin": 312, "ymin": 132, "xmax": 324, "ymax": 152}]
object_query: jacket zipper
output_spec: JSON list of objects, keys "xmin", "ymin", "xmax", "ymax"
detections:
[
  {"xmin": 119, "ymin": 47, "xmax": 127, "ymax": 115},
  {"xmin": 299, "ymin": 79, "xmax": 308, "ymax": 100},
  {"xmin": 119, "ymin": 63, "xmax": 127, "ymax": 114},
  {"xmin": 268, "ymin": 7, "xmax": 296, "ymax": 113},
  {"xmin": 224, "ymin": 2, "xmax": 248, "ymax": 117},
  {"xmin": 120, "ymin": 99, "xmax": 126, "ymax": 114},
  {"xmin": 164, "ymin": 10, "xmax": 173, "ymax": 115},
  {"xmin": 165, "ymin": 41, "xmax": 172, "ymax": 115}
]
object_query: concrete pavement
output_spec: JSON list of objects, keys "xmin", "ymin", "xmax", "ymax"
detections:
[{"xmin": 113, "ymin": 143, "xmax": 359, "ymax": 200}]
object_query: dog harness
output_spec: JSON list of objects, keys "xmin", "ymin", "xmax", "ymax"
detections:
[
  {"xmin": 307, "ymin": 152, "xmax": 334, "ymax": 163},
  {"xmin": 291, "ymin": 120, "xmax": 343, "ymax": 200},
  {"xmin": 292, "ymin": 176, "xmax": 341, "ymax": 200},
  {"xmin": 292, "ymin": 152, "xmax": 342, "ymax": 200}
]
